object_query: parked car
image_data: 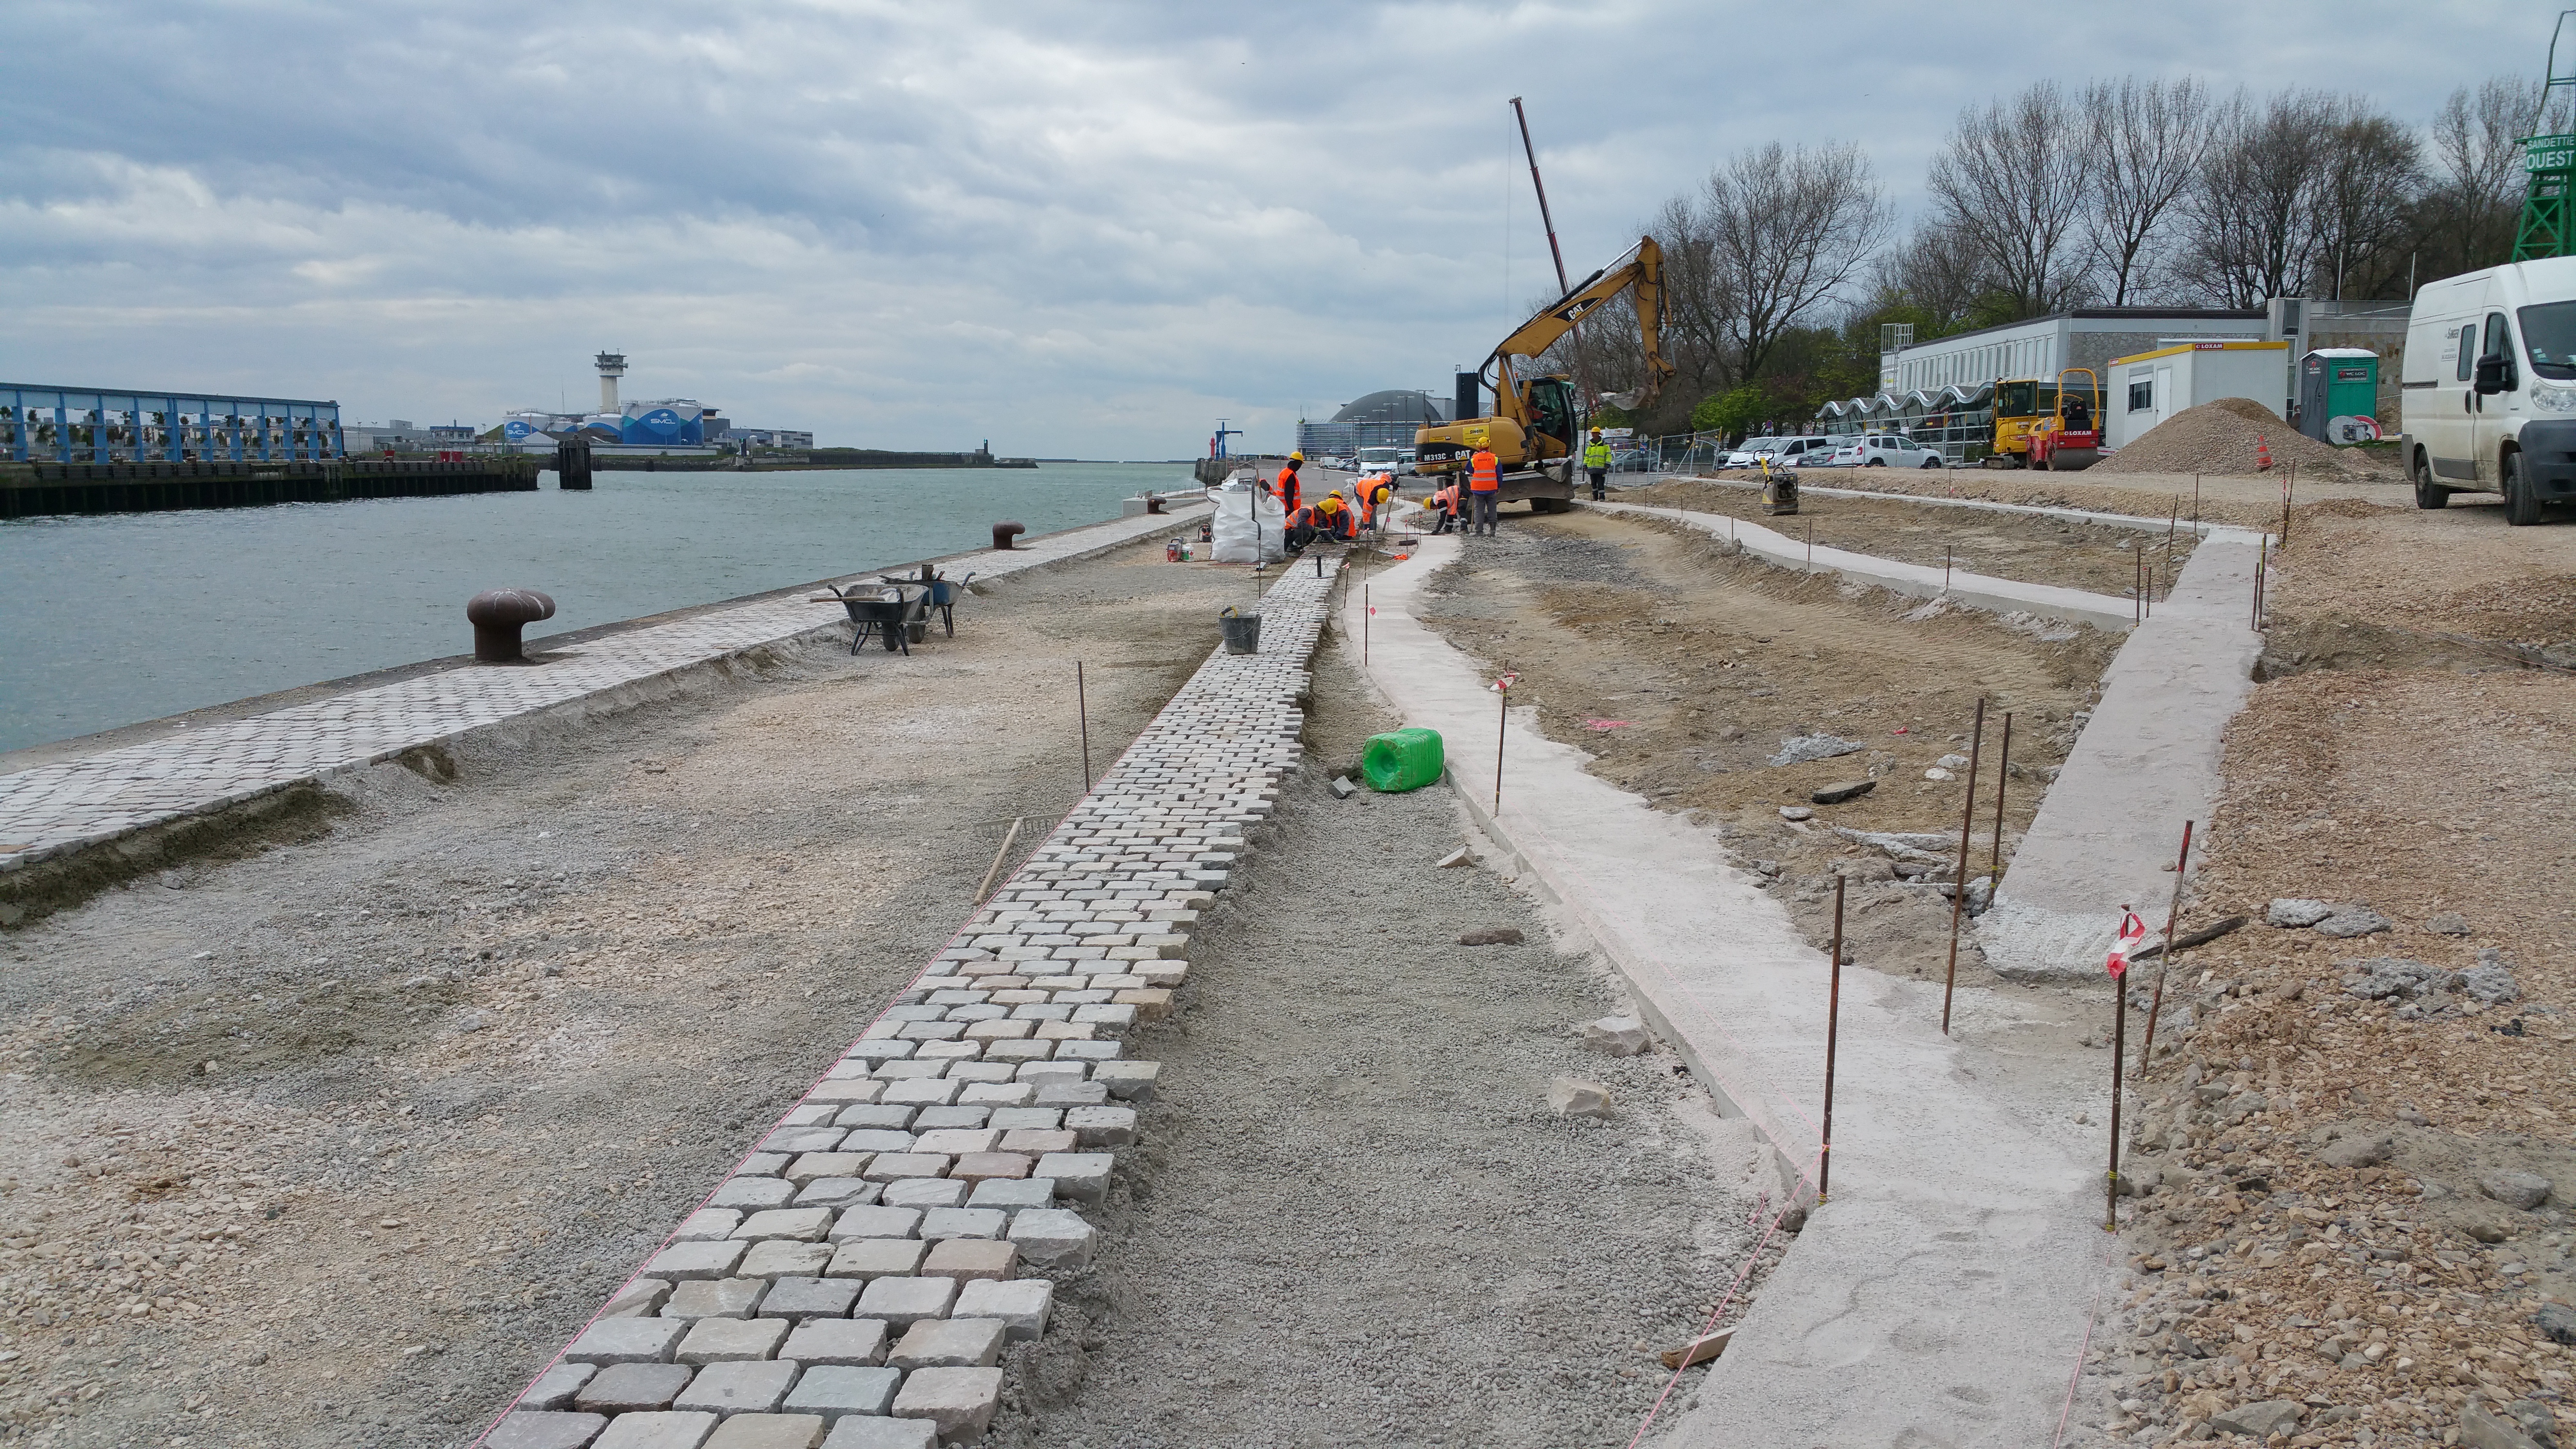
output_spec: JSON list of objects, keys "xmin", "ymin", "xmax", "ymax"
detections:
[
  {"xmin": 1843, "ymin": 434, "xmax": 1947, "ymax": 469},
  {"xmin": 2403, "ymin": 255, "xmax": 2576, "ymax": 523},
  {"xmin": 1746, "ymin": 435, "xmax": 1837, "ymax": 466},
  {"xmin": 1723, "ymin": 436, "xmax": 1781, "ymax": 468}
]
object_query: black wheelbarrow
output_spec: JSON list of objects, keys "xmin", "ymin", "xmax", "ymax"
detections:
[
  {"xmin": 876, "ymin": 569, "xmax": 975, "ymax": 637},
  {"xmin": 821, "ymin": 582, "xmax": 928, "ymax": 654}
]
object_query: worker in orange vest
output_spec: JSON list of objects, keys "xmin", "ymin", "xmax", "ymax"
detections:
[
  {"xmin": 1467, "ymin": 446, "xmax": 1501, "ymax": 536},
  {"xmin": 1284, "ymin": 502, "xmax": 1319, "ymax": 552},
  {"xmin": 1315, "ymin": 491, "xmax": 1352, "ymax": 541},
  {"xmin": 1361, "ymin": 476, "xmax": 1394, "ymax": 531},
  {"xmin": 1271, "ymin": 451, "xmax": 1304, "ymax": 516},
  {"xmin": 1428, "ymin": 479, "xmax": 1459, "ymax": 534}
]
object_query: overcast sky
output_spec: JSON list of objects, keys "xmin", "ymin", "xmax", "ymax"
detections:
[{"xmin": 0, "ymin": 1, "xmax": 2546, "ymax": 457}]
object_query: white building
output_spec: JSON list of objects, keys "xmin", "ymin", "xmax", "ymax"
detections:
[{"xmin": 2103, "ymin": 341, "xmax": 2291, "ymax": 451}]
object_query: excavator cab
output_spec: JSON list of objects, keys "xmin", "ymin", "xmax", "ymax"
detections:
[{"xmin": 1523, "ymin": 376, "xmax": 1577, "ymax": 457}]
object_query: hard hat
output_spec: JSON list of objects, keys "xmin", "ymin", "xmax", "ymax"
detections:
[
  {"xmin": 1591, "ymin": 428, "xmax": 1602, "ymax": 438},
  {"xmin": 1288, "ymin": 450, "xmax": 1304, "ymax": 462}
]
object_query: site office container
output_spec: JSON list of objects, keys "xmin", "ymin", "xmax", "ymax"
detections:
[
  {"xmin": 2102, "ymin": 341, "xmax": 2289, "ymax": 452},
  {"xmin": 2401, "ymin": 257, "xmax": 2576, "ymax": 518}
]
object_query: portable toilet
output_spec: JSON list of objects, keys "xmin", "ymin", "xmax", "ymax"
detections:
[{"xmin": 2298, "ymin": 348, "xmax": 2382, "ymax": 444}]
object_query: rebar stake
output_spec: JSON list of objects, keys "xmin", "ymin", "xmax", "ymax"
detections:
[
  {"xmin": 1940, "ymin": 697, "xmax": 1986, "ymax": 1034},
  {"xmin": 2138, "ymin": 821, "xmax": 2196, "ymax": 1074},
  {"xmin": 1988, "ymin": 712, "xmax": 2013, "ymax": 886},
  {"xmin": 1821, "ymin": 873, "xmax": 1845, "ymax": 1203},
  {"xmin": 1076, "ymin": 661, "xmax": 1093, "ymax": 789}
]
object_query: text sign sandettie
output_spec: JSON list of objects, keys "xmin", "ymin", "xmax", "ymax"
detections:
[{"xmin": 2528, "ymin": 134, "xmax": 2576, "ymax": 173}]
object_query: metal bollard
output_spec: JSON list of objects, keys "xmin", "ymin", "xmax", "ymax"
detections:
[
  {"xmin": 992, "ymin": 520, "xmax": 1025, "ymax": 550},
  {"xmin": 467, "ymin": 588, "xmax": 556, "ymax": 663}
]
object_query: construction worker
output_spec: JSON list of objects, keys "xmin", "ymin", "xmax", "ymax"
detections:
[
  {"xmin": 1583, "ymin": 428, "xmax": 1613, "ymax": 501},
  {"xmin": 1272, "ymin": 451, "xmax": 1304, "ymax": 516},
  {"xmin": 1360, "ymin": 475, "xmax": 1394, "ymax": 531},
  {"xmin": 1467, "ymin": 444, "xmax": 1500, "ymax": 536},
  {"xmin": 1429, "ymin": 478, "xmax": 1460, "ymax": 534},
  {"xmin": 1284, "ymin": 502, "xmax": 1319, "ymax": 552},
  {"xmin": 1320, "ymin": 490, "xmax": 1355, "ymax": 541}
]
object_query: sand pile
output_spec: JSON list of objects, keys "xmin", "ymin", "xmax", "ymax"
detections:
[{"xmin": 2095, "ymin": 397, "xmax": 2395, "ymax": 481}]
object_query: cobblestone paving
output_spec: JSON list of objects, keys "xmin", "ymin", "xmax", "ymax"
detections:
[
  {"xmin": 0, "ymin": 508, "xmax": 1205, "ymax": 873},
  {"xmin": 480, "ymin": 553, "xmax": 1340, "ymax": 1449}
]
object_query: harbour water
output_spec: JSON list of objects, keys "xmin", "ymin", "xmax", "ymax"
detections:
[{"xmin": 0, "ymin": 462, "xmax": 1198, "ymax": 754}]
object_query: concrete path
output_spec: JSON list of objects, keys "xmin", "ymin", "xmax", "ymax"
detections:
[
  {"xmin": 1345, "ymin": 533, "xmax": 2119, "ymax": 1449},
  {"xmin": 1976, "ymin": 526, "xmax": 2267, "ymax": 981},
  {"xmin": 0, "ymin": 503, "xmax": 1210, "ymax": 874},
  {"xmin": 1594, "ymin": 500, "xmax": 2141, "ymax": 632}
]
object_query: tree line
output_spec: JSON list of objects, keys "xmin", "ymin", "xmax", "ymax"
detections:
[{"xmin": 1562, "ymin": 73, "xmax": 2564, "ymax": 438}]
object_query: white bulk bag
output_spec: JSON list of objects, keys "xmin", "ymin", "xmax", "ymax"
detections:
[{"xmin": 1208, "ymin": 481, "xmax": 1286, "ymax": 564}]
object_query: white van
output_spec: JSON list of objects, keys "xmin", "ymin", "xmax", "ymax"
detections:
[{"xmin": 2401, "ymin": 257, "xmax": 2576, "ymax": 524}]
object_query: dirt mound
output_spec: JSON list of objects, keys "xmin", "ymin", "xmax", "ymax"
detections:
[{"xmin": 2096, "ymin": 397, "xmax": 2395, "ymax": 482}]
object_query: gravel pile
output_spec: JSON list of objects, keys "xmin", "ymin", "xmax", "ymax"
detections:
[{"xmin": 2095, "ymin": 398, "xmax": 2395, "ymax": 482}]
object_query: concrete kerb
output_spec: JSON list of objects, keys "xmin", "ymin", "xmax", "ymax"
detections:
[
  {"xmin": 475, "ymin": 548, "xmax": 1346, "ymax": 1449},
  {"xmin": 1623, "ymin": 469, "xmax": 2245, "ymax": 538},
  {"xmin": 1342, "ymin": 530, "xmax": 2117, "ymax": 1448},
  {"xmin": 0, "ymin": 501, "xmax": 1213, "ymax": 884}
]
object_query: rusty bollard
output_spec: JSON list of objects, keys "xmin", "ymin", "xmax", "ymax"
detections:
[
  {"xmin": 467, "ymin": 588, "xmax": 556, "ymax": 663},
  {"xmin": 992, "ymin": 520, "xmax": 1025, "ymax": 551}
]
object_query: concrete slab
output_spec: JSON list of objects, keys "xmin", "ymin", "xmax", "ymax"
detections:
[{"xmin": 1345, "ymin": 532, "xmax": 2117, "ymax": 1448}]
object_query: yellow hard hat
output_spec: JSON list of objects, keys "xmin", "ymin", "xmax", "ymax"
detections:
[
  {"xmin": 1288, "ymin": 450, "xmax": 1304, "ymax": 462},
  {"xmin": 1591, "ymin": 428, "xmax": 1602, "ymax": 438}
]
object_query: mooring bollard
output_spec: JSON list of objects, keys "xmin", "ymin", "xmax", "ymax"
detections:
[
  {"xmin": 466, "ymin": 587, "xmax": 556, "ymax": 663},
  {"xmin": 992, "ymin": 520, "xmax": 1025, "ymax": 551}
]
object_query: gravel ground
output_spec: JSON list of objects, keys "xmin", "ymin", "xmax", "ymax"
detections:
[
  {"xmin": 1663, "ymin": 468, "xmax": 2404, "ymax": 532},
  {"xmin": 982, "ymin": 631, "xmax": 1775, "ymax": 1449},
  {"xmin": 0, "ymin": 538, "xmax": 1264, "ymax": 1448},
  {"xmin": 2093, "ymin": 398, "xmax": 2397, "ymax": 483}
]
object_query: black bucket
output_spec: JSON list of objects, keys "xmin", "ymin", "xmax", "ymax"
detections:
[{"xmin": 1219, "ymin": 608, "xmax": 1262, "ymax": 655}]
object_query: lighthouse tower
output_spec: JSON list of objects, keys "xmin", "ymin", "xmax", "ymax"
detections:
[{"xmin": 595, "ymin": 352, "xmax": 627, "ymax": 413}]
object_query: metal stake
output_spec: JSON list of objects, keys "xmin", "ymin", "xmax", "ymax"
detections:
[
  {"xmin": 1494, "ymin": 684, "xmax": 1509, "ymax": 815},
  {"xmin": 1821, "ymin": 873, "xmax": 1845, "ymax": 1203},
  {"xmin": 1940, "ymin": 696, "xmax": 1986, "ymax": 1034},
  {"xmin": 1944, "ymin": 545, "xmax": 1952, "ymax": 592},
  {"xmin": 974, "ymin": 817, "xmax": 1025, "ymax": 903},
  {"xmin": 1076, "ymin": 661, "xmax": 1093, "ymax": 789},
  {"xmin": 2107, "ymin": 937, "xmax": 2129, "ymax": 1232},
  {"xmin": 1363, "ymin": 584, "xmax": 1369, "ymax": 666},
  {"xmin": 1988, "ymin": 712, "xmax": 2012, "ymax": 886},
  {"xmin": 2138, "ymin": 821, "xmax": 2196, "ymax": 1074}
]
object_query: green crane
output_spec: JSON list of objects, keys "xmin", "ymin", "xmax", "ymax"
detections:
[{"xmin": 2515, "ymin": 10, "xmax": 2576, "ymax": 260}]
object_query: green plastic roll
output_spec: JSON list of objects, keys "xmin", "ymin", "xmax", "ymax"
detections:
[{"xmin": 1360, "ymin": 727, "xmax": 1445, "ymax": 793}]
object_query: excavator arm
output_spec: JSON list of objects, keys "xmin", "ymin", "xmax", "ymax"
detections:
[{"xmin": 1484, "ymin": 234, "xmax": 1675, "ymax": 415}]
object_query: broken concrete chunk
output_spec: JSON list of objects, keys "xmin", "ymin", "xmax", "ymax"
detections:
[
  {"xmin": 1329, "ymin": 776, "xmax": 1357, "ymax": 799},
  {"xmin": 2535, "ymin": 1303, "xmax": 2576, "ymax": 1347},
  {"xmin": 1768, "ymin": 734, "xmax": 1863, "ymax": 767},
  {"xmin": 2464, "ymin": 949, "xmax": 2522, "ymax": 1004},
  {"xmin": 1777, "ymin": 805, "xmax": 1813, "ymax": 822},
  {"xmin": 1458, "ymin": 927, "xmax": 1524, "ymax": 946},
  {"xmin": 1434, "ymin": 847, "xmax": 1477, "ymax": 869},
  {"xmin": 2314, "ymin": 1131, "xmax": 2392, "ymax": 1170},
  {"xmin": 2208, "ymin": 1400, "xmax": 2302, "ymax": 1439},
  {"xmin": 2340, "ymin": 958, "xmax": 2457, "ymax": 1001},
  {"xmin": 2266, "ymin": 898, "xmax": 2335, "ymax": 928},
  {"xmin": 2480, "ymin": 1171, "xmax": 2555, "ymax": 1211},
  {"xmin": 2314, "ymin": 905, "xmax": 2393, "ymax": 938},
  {"xmin": 1809, "ymin": 779, "xmax": 1875, "ymax": 805},
  {"xmin": 1579, "ymin": 1016, "xmax": 1649, "ymax": 1057},
  {"xmin": 1546, "ymin": 1077, "xmax": 1612, "ymax": 1118},
  {"xmin": 2461, "ymin": 1398, "xmax": 2548, "ymax": 1449},
  {"xmin": 2427, "ymin": 911, "xmax": 2473, "ymax": 936}
]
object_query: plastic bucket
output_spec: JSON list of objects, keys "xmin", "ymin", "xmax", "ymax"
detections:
[{"xmin": 1219, "ymin": 608, "xmax": 1262, "ymax": 655}]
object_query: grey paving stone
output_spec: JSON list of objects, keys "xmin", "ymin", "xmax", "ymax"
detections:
[
  {"xmin": 839, "ymin": 1041, "xmax": 915, "ymax": 1064},
  {"xmin": 920, "ymin": 1239, "xmax": 1016, "ymax": 1285},
  {"xmin": 739, "ymin": 1241, "xmax": 835, "ymax": 1279},
  {"xmin": 576, "ymin": 1361, "xmax": 696, "ymax": 1412},
  {"xmin": 889, "ymin": 1367, "xmax": 1003, "ymax": 1443},
  {"xmin": 819, "ymin": 1418, "xmax": 935, "ymax": 1449},
  {"xmin": 1031, "ymin": 1082, "xmax": 1109, "ymax": 1108},
  {"xmin": 854, "ymin": 1275, "xmax": 956, "ymax": 1327},
  {"xmin": 952, "ymin": 1280, "xmax": 1051, "ymax": 1342},
  {"xmin": 784, "ymin": 1104, "xmax": 837, "ymax": 1127},
  {"xmin": 1052, "ymin": 1040, "xmax": 1122, "ymax": 1062},
  {"xmin": 983, "ymin": 1108, "xmax": 1061, "ymax": 1131},
  {"xmin": 940, "ymin": 1061, "xmax": 1015, "ymax": 1083},
  {"xmin": 871, "ymin": 1061, "xmax": 946, "ymax": 1081},
  {"xmin": 602, "ymin": 1279, "xmax": 675, "ymax": 1320},
  {"xmin": 522, "ymin": 1361, "xmax": 599, "ymax": 1411},
  {"xmin": 662, "ymin": 1278, "xmax": 768, "ymax": 1320},
  {"xmin": 756, "ymin": 1274, "xmax": 860, "ymax": 1320},
  {"xmin": 1063, "ymin": 1106, "xmax": 1137, "ymax": 1148},
  {"xmin": 836, "ymin": 1130, "xmax": 917, "ymax": 1155},
  {"xmin": 859, "ymin": 1153, "xmax": 950, "ymax": 1183},
  {"xmin": 678, "ymin": 1209, "xmax": 744, "ymax": 1242},
  {"xmin": 979, "ymin": 1039, "xmax": 1053, "ymax": 1063},
  {"xmin": 735, "ymin": 1153, "xmax": 790, "ymax": 1177},
  {"xmin": 825, "ymin": 1239, "xmax": 927, "ymax": 1281},
  {"xmin": 963, "ymin": 1178, "xmax": 1055, "ymax": 1215},
  {"xmin": 887, "ymin": 1318, "xmax": 1005, "ymax": 1370},
  {"xmin": 893, "ymin": 1020, "xmax": 963, "ymax": 1041},
  {"xmin": 947, "ymin": 1152, "xmax": 1032, "ymax": 1186},
  {"xmin": 994, "ymin": 1129, "xmax": 1074, "ymax": 1156},
  {"xmin": 915, "ymin": 1040, "xmax": 981, "ymax": 1063},
  {"xmin": 879, "ymin": 1079, "xmax": 962, "ymax": 1107},
  {"xmin": 676, "ymin": 1316, "xmax": 790, "ymax": 1364},
  {"xmin": 877, "ymin": 1178, "xmax": 968, "ymax": 1210},
  {"xmin": 833, "ymin": 1104, "xmax": 918, "ymax": 1130},
  {"xmin": 805, "ymin": 1080, "xmax": 885, "ymax": 1106},
  {"xmin": 1012, "ymin": 1062, "xmax": 1084, "ymax": 1088},
  {"xmin": 780, "ymin": 1318, "xmax": 888, "ymax": 1368},
  {"xmin": 594, "ymin": 1411, "xmax": 719, "ymax": 1449},
  {"xmin": 709, "ymin": 1178, "xmax": 798, "ymax": 1211},
  {"xmin": 908, "ymin": 1106, "xmax": 990, "ymax": 1130},
  {"xmin": 785, "ymin": 1154, "xmax": 874, "ymax": 1187},
  {"xmin": 781, "ymin": 1364, "xmax": 903, "ymax": 1419},
  {"xmin": 674, "ymin": 1359, "xmax": 801, "ymax": 1417},
  {"xmin": 954, "ymin": 1082, "xmax": 1033, "ymax": 1107},
  {"xmin": 1006, "ymin": 1209, "xmax": 1095, "ymax": 1270},
  {"xmin": 736, "ymin": 1208, "xmax": 836, "ymax": 1242},
  {"xmin": 828, "ymin": 1206, "xmax": 923, "ymax": 1241},
  {"xmin": 1030, "ymin": 1153, "xmax": 1112, "ymax": 1203},
  {"xmin": 490, "ymin": 1410, "xmax": 609, "ymax": 1449},
  {"xmin": 761, "ymin": 1128, "xmax": 846, "ymax": 1154},
  {"xmin": 916, "ymin": 1208, "xmax": 1006, "ymax": 1241},
  {"xmin": 569, "ymin": 1317, "xmax": 690, "ymax": 1365},
  {"xmin": 648, "ymin": 1242, "xmax": 759, "ymax": 1285},
  {"xmin": 1090, "ymin": 1060, "xmax": 1160, "ymax": 1101},
  {"xmin": 704, "ymin": 1416, "xmax": 827, "ymax": 1449},
  {"xmin": 793, "ymin": 1178, "xmax": 880, "ymax": 1209}
]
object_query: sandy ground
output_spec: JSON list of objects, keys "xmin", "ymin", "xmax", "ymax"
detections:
[
  {"xmin": 1412, "ymin": 509, "xmax": 2118, "ymax": 991},
  {"xmin": 982, "ymin": 632, "xmax": 1773, "ymax": 1449},
  {"xmin": 1666, "ymin": 467, "xmax": 2412, "ymax": 532},
  {"xmin": 1620, "ymin": 478, "xmax": 2203, "ymax": 598},
  {"xmin": 0, "ymin": 538, "xmax": 1272, "ymax": 1448}
]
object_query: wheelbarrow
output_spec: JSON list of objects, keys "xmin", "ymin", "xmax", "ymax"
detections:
[
  {"xmin": 820, "ymin": 581, "xmax": 929, "ymax": 654},
  {"xmin": 877, "ymin": 569, "xmax": 974, "ymax": 637}
]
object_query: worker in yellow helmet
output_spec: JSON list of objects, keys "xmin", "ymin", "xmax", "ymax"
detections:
[
  {"xmin": 1583, "ymin": 428, "xmax": 1613, "ymax": 501},
  {"xmin": 1272, "ymin": 451, "xmax": 1304, "ymax": 516}
]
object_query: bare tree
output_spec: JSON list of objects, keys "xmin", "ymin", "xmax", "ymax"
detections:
[
  {"xmin": 2178, "ymin": 90, "xmax": 2338, "ymax": 306},
  {"xmin": 1699, "ymin": 141, "xmax": 1892, "ymax": 381},
  {"xmin": 1927, "ymin": 82, "xmax": 2092, "ymax": 319},
  {"xmin": 2423, "ymin": 76, "xmax": 2576, "ymax": 276},
  {"xmin": 2312, "ymin": 101, "xmax": 2421, "ymax": 299},
  {"xmin": 2084, "ymin": 77, "xmax": 2218, "ymax": 305},
  {"xmin": 1863, "ymin": 219, "xmax": 1995, "ymax": 333}
]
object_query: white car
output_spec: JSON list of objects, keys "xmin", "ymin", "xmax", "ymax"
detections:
[
  {"xmin": 1747, "ymin": 435, "xmax": 1838, "ymax": 466},
  {"xmin": 1842, "ymin": 434, "xmax": 1946, "ymax": 469},
  {"xmin": 1723, "ymin": 436, "xmax": 1780, "ymax": 467}
]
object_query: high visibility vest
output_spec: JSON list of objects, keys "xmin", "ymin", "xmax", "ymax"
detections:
[
  {"xmin": 1274, "ymin": 465, "xmax": 1301, "ymax": 513},
  {"xmin": 1469, "ymin": 450, "xmax": 1500, "ymax": 491},
  {"xmin": 1584, "ymin": 441, "xmax": 1613, "ymax": 469}
]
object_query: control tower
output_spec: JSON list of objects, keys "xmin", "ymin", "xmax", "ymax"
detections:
[{"xmin": 595, "ymin": 352, "xmax": 627, "ymax": 413}]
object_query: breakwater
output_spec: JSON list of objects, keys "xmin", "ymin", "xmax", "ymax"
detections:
[{"xmin": 0, "ymin": 456, "xmax": 543, "ymax": 518}]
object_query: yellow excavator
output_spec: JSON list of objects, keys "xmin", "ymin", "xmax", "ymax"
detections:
[{"xmin": 1415, "ymin": 235, "xmax": 1675, "ymax": 513}]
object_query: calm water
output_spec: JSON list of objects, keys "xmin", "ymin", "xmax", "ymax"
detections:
[{"xmin": 1, "ymin": 463, "xmax": 1198, "ymax": 753}]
